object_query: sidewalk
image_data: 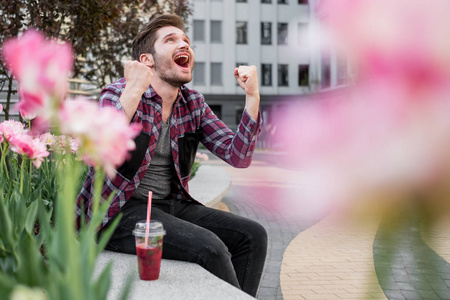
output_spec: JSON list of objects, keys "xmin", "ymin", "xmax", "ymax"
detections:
[
  {"xmin": 280, "ymin": 214, "xmax": 450, "ymax": 299},
  {"xmin": 206, "ymin": 151, "xmax": 450, "ymax": 300}
]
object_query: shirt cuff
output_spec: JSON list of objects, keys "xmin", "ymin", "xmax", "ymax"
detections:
[{"xmin": 241, "ymin": 109, "xmax": 262, "ymax": 136}]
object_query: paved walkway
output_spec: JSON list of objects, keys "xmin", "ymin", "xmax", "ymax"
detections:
[{"xmin": 203, "ymin": 150, "xmax": 450, "ymax": 300}]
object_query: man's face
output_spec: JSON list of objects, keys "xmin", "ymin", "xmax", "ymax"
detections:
[{"xmin": 151, "ymin": 26, "xmax": 195, "ymax": 87}]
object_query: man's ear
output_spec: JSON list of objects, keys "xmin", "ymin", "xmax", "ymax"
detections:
[{"xmin": 140, "ymin": 53, "xmax": 154, "ymax": 67}]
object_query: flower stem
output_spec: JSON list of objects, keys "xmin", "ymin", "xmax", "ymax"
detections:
[{"xmin": 19, "ymin": 157, "xmax": 25, "ymax": 194}]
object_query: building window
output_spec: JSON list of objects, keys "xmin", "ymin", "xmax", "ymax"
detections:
[
  {"xmin": 261, "ymin": 22, "xmax": 272, "ymax": 45},
  {"xmin": 209, "ymin": 105, "xmax": 222, "ymax": 120},
  {"xmin": 211, "ymin": 21, "xmax": 222, "ymax": 43},
  {"xmin": 337, "ymin": 56, "xmax": 347, "ymax": 85},
  {"xmin": 236, "ymin": 21, "xmax": 247, "ymax": 44},
  {"xmin": 237, "ymin": 0, "xmax": 247, "ymax": 2},
  {"xmin": 297, "ymin": 23, "xmax": 308, "ymax": 45},
  {"xmin": 193, "ymin": 20, "xmax": 205, "ymax": 42},
  {"xmin": 261, "ymin": 64, "xmax": 272, "ymax": 86},
  {"xmin": 278, "ymin": 64, "xmax": 289, "ymax": 86},
  {"xmin": 298, "ymin": 64, "xmax": 309, "ymax": 86},
  {"xmin": 261, "ymin": 0, "xmax": 271, "ymax": 3},
  {"xmin": 235, "ymin": 106, "xmax": 244, "ymax": 125},
  {"xmin": 278, "ymin": 0, "xmax": 288, "ymax": 4},
  {"xmin": 321, "ymin": 55, "xmax": 331, "ymax": 88},
  {"xmin": 298, "ymin": 0, "xmax": 308, "ymax": 4},
  {"xmin": 236, "ymin": 22, "xmax": 247, "ymax": 44},
  {"xmin": 194, "ymin": 62, "xmax": 205, "ymax": 85},
  {"xmin": 211, "ymin": 63, "xmax": 222, "ymax": 85},
  {"xmin": 277, "ymin": 23, "xmax": 288, "ymax": 45}
]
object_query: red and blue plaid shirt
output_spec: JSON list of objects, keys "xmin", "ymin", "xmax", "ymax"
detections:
[{"xmin": 76, "ymin": 78, "xmax": 262, "ymax": 228}]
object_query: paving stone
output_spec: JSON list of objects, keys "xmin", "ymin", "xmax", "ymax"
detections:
[{"xmin": 207, "ymin": 152, "xmax": 450, "ymax": 300}]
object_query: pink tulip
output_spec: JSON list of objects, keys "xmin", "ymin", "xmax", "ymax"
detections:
[
  {"xmin": 2, "ymin": 30, "xmax": 73, "ymax": 119},
  {"xmin": 59, "ymin": 97, "xmax": 141, "ymax": 178},
  {"xmin": 271, "ymin": 0, "xmax": 450, "ymax": 219},
  {"xmin": 9, "ymin": 133, "xmax": 50, "ymax": 168},
  {"xmin": 20, "ymin": 109, "xmax": 37, "ymax": 121},
  {"xmin": 0, "ymin": 120, "xmax": 26, "ymax": 142}
]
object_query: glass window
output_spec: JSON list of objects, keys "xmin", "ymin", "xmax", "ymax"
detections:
[
  {"xmin": 261, "ymin": 22, "xmax": 272, "ymax": 45},
  {"xmin": 211, "ymin": 21, "xmax": 222, "ymax": 43},
  {"xmin": 321, "ymin": 55, "xmax": 331, "ymax": 88},
  {"xmin": 261, "ymin": 0, "xmax": 271, "ymax": 3},
  {"xmin": 297, "ymin": 23, "xmax": 308, "ymax": 45},
  {"xmin": 211, "ymin": 63, "xmax": 222, "ymax": 85},
  {"xmin": 194, "ymin": 62, "xmax": 205, "ymax": 85},
  {"xmin": 237, "ymin": 0, "xmax": 247, "ymax": 2},
  {"xmin": 298, "ymin": 0, "xmax": 308, "ymax": 4},
  {"xmin": 261, "ymin": 64, "xmax": 272, "ymax": 86},
  {"xmin": 278, "ymin": 0, "xmax": 288, "ymax": 4},
  {"xmin": 209, "ymin": 105, "xmax": 222, "ymax": 120},
  {"xmin": 236, "ymin": 22, "xmax": 247, "ymax": 44},
  {"xmin": 193, "ymin": 20, "xmax": 205, "ymax": 42},
  {"xmin": 278, "ymin": 64, "xmax": 289, "ymax": 86},
  {"xmin": 277, "ymin": 23, "xmax": 288, "ymax": 45},
  {"xmin": 298, "ymin": 64, "xmax": 309, "ymax": 86},
  {"xmin": 235, "ymin": 106, "xmax": 244, "ymax": 125},
  {"xmin": 337, "ymin": 56, "xmax": 347, "ymax": 85}
]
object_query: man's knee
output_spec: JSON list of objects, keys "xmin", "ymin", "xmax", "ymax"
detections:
[
  {"xmin": 196, "ymin": 234, "xmax": 232, "ymax": 267},
  {"xmin": 243, "ymin": 219, "xmax": 268, "ymax": 248}
]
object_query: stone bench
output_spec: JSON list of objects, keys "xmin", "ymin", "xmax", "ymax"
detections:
[{"xmin": 95, "ymin": 165, "xmax": 256, "ymax": 299}]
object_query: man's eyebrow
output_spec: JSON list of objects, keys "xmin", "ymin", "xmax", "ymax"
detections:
[{"xmin": 162, "ymin": 32, "xmax": 190, "ymax": 42}]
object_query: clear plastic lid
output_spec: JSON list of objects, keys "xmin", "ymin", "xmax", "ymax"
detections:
[{"xmin": 132, "ymin": 220, "xmax": 166, "ymax": 237}]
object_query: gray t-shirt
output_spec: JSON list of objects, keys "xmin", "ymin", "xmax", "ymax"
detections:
[{"xmin": 132, "ymin": 121, "xmax": 174, "ymax": 201}]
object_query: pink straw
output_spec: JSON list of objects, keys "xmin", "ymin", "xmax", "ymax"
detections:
[{"xmin": 145, "ymin": 191, "xmax": 153, "ymax": 247}]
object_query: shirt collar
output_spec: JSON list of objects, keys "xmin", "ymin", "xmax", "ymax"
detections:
[{"xmin": 143, "ymin": 85, "xmax": 188, "ymax": 104}]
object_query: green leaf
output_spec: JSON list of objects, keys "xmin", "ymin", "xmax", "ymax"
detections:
[
  {"xmin": 118, "ymin": 274, "xmax": 135, "ymax": 300},
  {"xmin": 15, "ymin": 231, "xmax": 47, "ymax": 287},
  {"xmin": 93, "ymin": 262, "xmax": 113, "ymax": 300},
  {"xmin": 0, "ymin": 273, "xmax": 16, "ymax": 299},
  {"xmin": 0, "ymin": 192, "xmax": 15, "ymax": 254},
  {"xmin": 25, "ymin": 200, "xmax": 39, "ymax": 234}
]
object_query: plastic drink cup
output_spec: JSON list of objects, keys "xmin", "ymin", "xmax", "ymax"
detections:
[{"xmin": 132, "ymin": 221, "xmax": 166, "ymax": 280}]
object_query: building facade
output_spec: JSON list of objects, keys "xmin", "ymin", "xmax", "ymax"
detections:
[{"xmin": 184, "ymin": 0, "xmax": 346, "ymax": 148}]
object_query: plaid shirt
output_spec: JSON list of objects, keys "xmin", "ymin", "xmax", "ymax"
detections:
[{"xmin": 76, "ymin": 78, "xmax": 262, "ymax": 228}]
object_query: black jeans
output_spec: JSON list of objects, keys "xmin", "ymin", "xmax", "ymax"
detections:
[{"xmin": 100, "ymin": 199, "xmax": 268, "ymax": 297}]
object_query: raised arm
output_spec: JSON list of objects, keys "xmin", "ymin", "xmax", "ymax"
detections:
[
  {"xmin": 234, "ymin": 65, "xmax": 260, "ymax": 121},
  {"xmin": 120, "ymin": 60, "xmax": 153, "ymax": 122}
]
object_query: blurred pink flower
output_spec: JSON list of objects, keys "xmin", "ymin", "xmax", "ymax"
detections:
[
  {"xmin": 20, "ymin": 109, "xmax": 37, "ymax": 121},
  {"xmin": 59, "ymin": 97, "xmax": 141, "ymax": 178},
  {"xmin": 0, "ymin": 104, "xmax": 3, "ymax": 113},
  {"xmin": 196, "ymin": 152, "xmax": 209, "ymax": 161},
  {"xmin": 319, "ymin": 0, "xmax": 450, "ymax": 83},
  {"xmin": 0, "ymin": 120, "xmax": 26, "ymax": 142},
  {"xmin": 2, "ymin": 30, "xmax": 73, "ymax": 120},
  {"xmin": 9, "ymin": 133, "xmax": 50, "ymax": 168},
  {"xmin": 274, "ymin": 0, "xmax": 450, "ymax": 219},
  {"xmin": 39, "ymin": 132, "xmax": 57, "ymax": 148}
]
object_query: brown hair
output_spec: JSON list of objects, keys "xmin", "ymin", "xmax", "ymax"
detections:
[{"xmin": 132, "ymin": 14, "xmax": 186, "ymax": 61}]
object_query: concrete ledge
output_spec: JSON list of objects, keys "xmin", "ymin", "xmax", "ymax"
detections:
[
  {"xmin": 189, "ymin": 165, "xmax": 231, "ymax": 208},
  {"xmin": 95, "ymin": 165, "xmax": 251, "ymax": 299},
  {"xmin": 95, "ymin": 251, "xmax": 254, "ymax": 300}
]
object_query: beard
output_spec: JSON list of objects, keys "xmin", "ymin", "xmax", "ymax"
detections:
[{"xmin": 153, "ymin": 51, "xmax": 193, "ymax": 88}]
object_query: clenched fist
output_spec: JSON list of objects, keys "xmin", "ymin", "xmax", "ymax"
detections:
[
  {"xmin": 120, "ymin": 60, "xmax": 153, "ymax": 122},
  {"xmin": 234, "ymin": 65, "xmax": 260, "ymax": 120},
  {"xmin": 234, "ymin": 65, "xmax": 259, "ymax": 98},
  {"xmin": 124, "ymin": 60, "xmax": 153, "ymax": 96}
]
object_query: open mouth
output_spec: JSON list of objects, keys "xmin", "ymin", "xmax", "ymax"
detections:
[{"xmin": 174, "ymin": 54, "xmax": 190, "ymax": 68}]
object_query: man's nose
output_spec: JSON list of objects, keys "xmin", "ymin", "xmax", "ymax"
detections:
[{"xmin": 178, "ymin": 40, "xmax": 189, "ymax": 49}]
